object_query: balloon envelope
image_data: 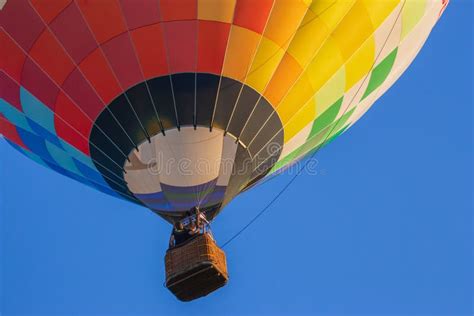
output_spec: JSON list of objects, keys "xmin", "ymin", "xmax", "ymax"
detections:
[{"xmin": 0, "ymin": 0, "xmax": 447, "ymax": 221}]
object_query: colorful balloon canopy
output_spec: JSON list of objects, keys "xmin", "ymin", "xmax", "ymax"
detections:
[{"xmin": 0, "ymin": 0, "xmax": 447, "ymax": 221}]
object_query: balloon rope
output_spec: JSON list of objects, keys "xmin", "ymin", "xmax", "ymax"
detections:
[
  {"xmin": 244, "ymin": 0, "xmax": 406, "ymax": 184},
  {"xmin": 72, "ymin": 2, "xmax": 150, "ymax": 143},
  {"xmin": 223, "ymin": 1, "xmax": 277, "ymax": 134},
  {"xmin": 220, "ymin": 144, "xmax": 315, "ymax": 248},
  {"xmin": 24, "ymin": 2, "xmax": 141, "ymax": 153},
  {"xmin": 209, "ymin": 0, "xmax": 242, "ymax": 130},
  {"xmin": 221, "ymin": 1, "xmax": 406, "ymax": 248},
  {"xmin": 116, "ymin": 0, "xmax": 165, "ymax": 136}
]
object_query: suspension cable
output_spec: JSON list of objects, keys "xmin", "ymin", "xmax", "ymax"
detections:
[
  {"xmin": 220, "ymin": 1, "xmax": 405, "ymax": 248},
  {"xmin": 220, "ymin": 149, "xmax": 317, "ymax": 248}
]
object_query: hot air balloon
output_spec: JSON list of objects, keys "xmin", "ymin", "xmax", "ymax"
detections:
[{"xmin": 1, "ymin": 0, "xmax": 448, "ymax": 301}]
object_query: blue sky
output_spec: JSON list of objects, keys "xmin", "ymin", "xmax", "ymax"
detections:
[{"xmin": 1, "ymin": 2, "xmax": 472, "ymax": 315}]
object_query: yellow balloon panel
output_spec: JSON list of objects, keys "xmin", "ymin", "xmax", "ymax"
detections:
[
  {"xmin": 275, "ymin": 74, "xmax": 314, "ymax": 126},
  {"xmin": 362, "ymin": 0, "xmax": 401, "ymax": 27},
  {"xmin": 284, "ymin": 98, "xmax": 316, "ymax": 142},
  {"xmin": 246, "ymin": 37, "xmax": 285, "ymax": 93},
  {"xmin": 344, "ymin": 36, "xmax": 375, "ymax": 90},
  {"xmin": 331, "ymin": 1, "xmax": 374, "ymax": 62},
  {"xmin": 313, "ymin": 0, "xmax": 357, "ymax": 30},
  {"xmin": 305, "ymin": 37, "xmax": 344, "ymax": 94},
  {"xmin": 286, "ymin": 14, "xmax": 330, "ymax": 68}
]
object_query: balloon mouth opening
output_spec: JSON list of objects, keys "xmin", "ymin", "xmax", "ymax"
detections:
[{"xmin": 88, "ymin": 73, "xmax": 284, "ymax": 219}]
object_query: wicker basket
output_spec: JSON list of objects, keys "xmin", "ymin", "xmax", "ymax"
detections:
[{"xmin": 165, "ymin": 233, "xmax": 228, "ymax": 301}]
